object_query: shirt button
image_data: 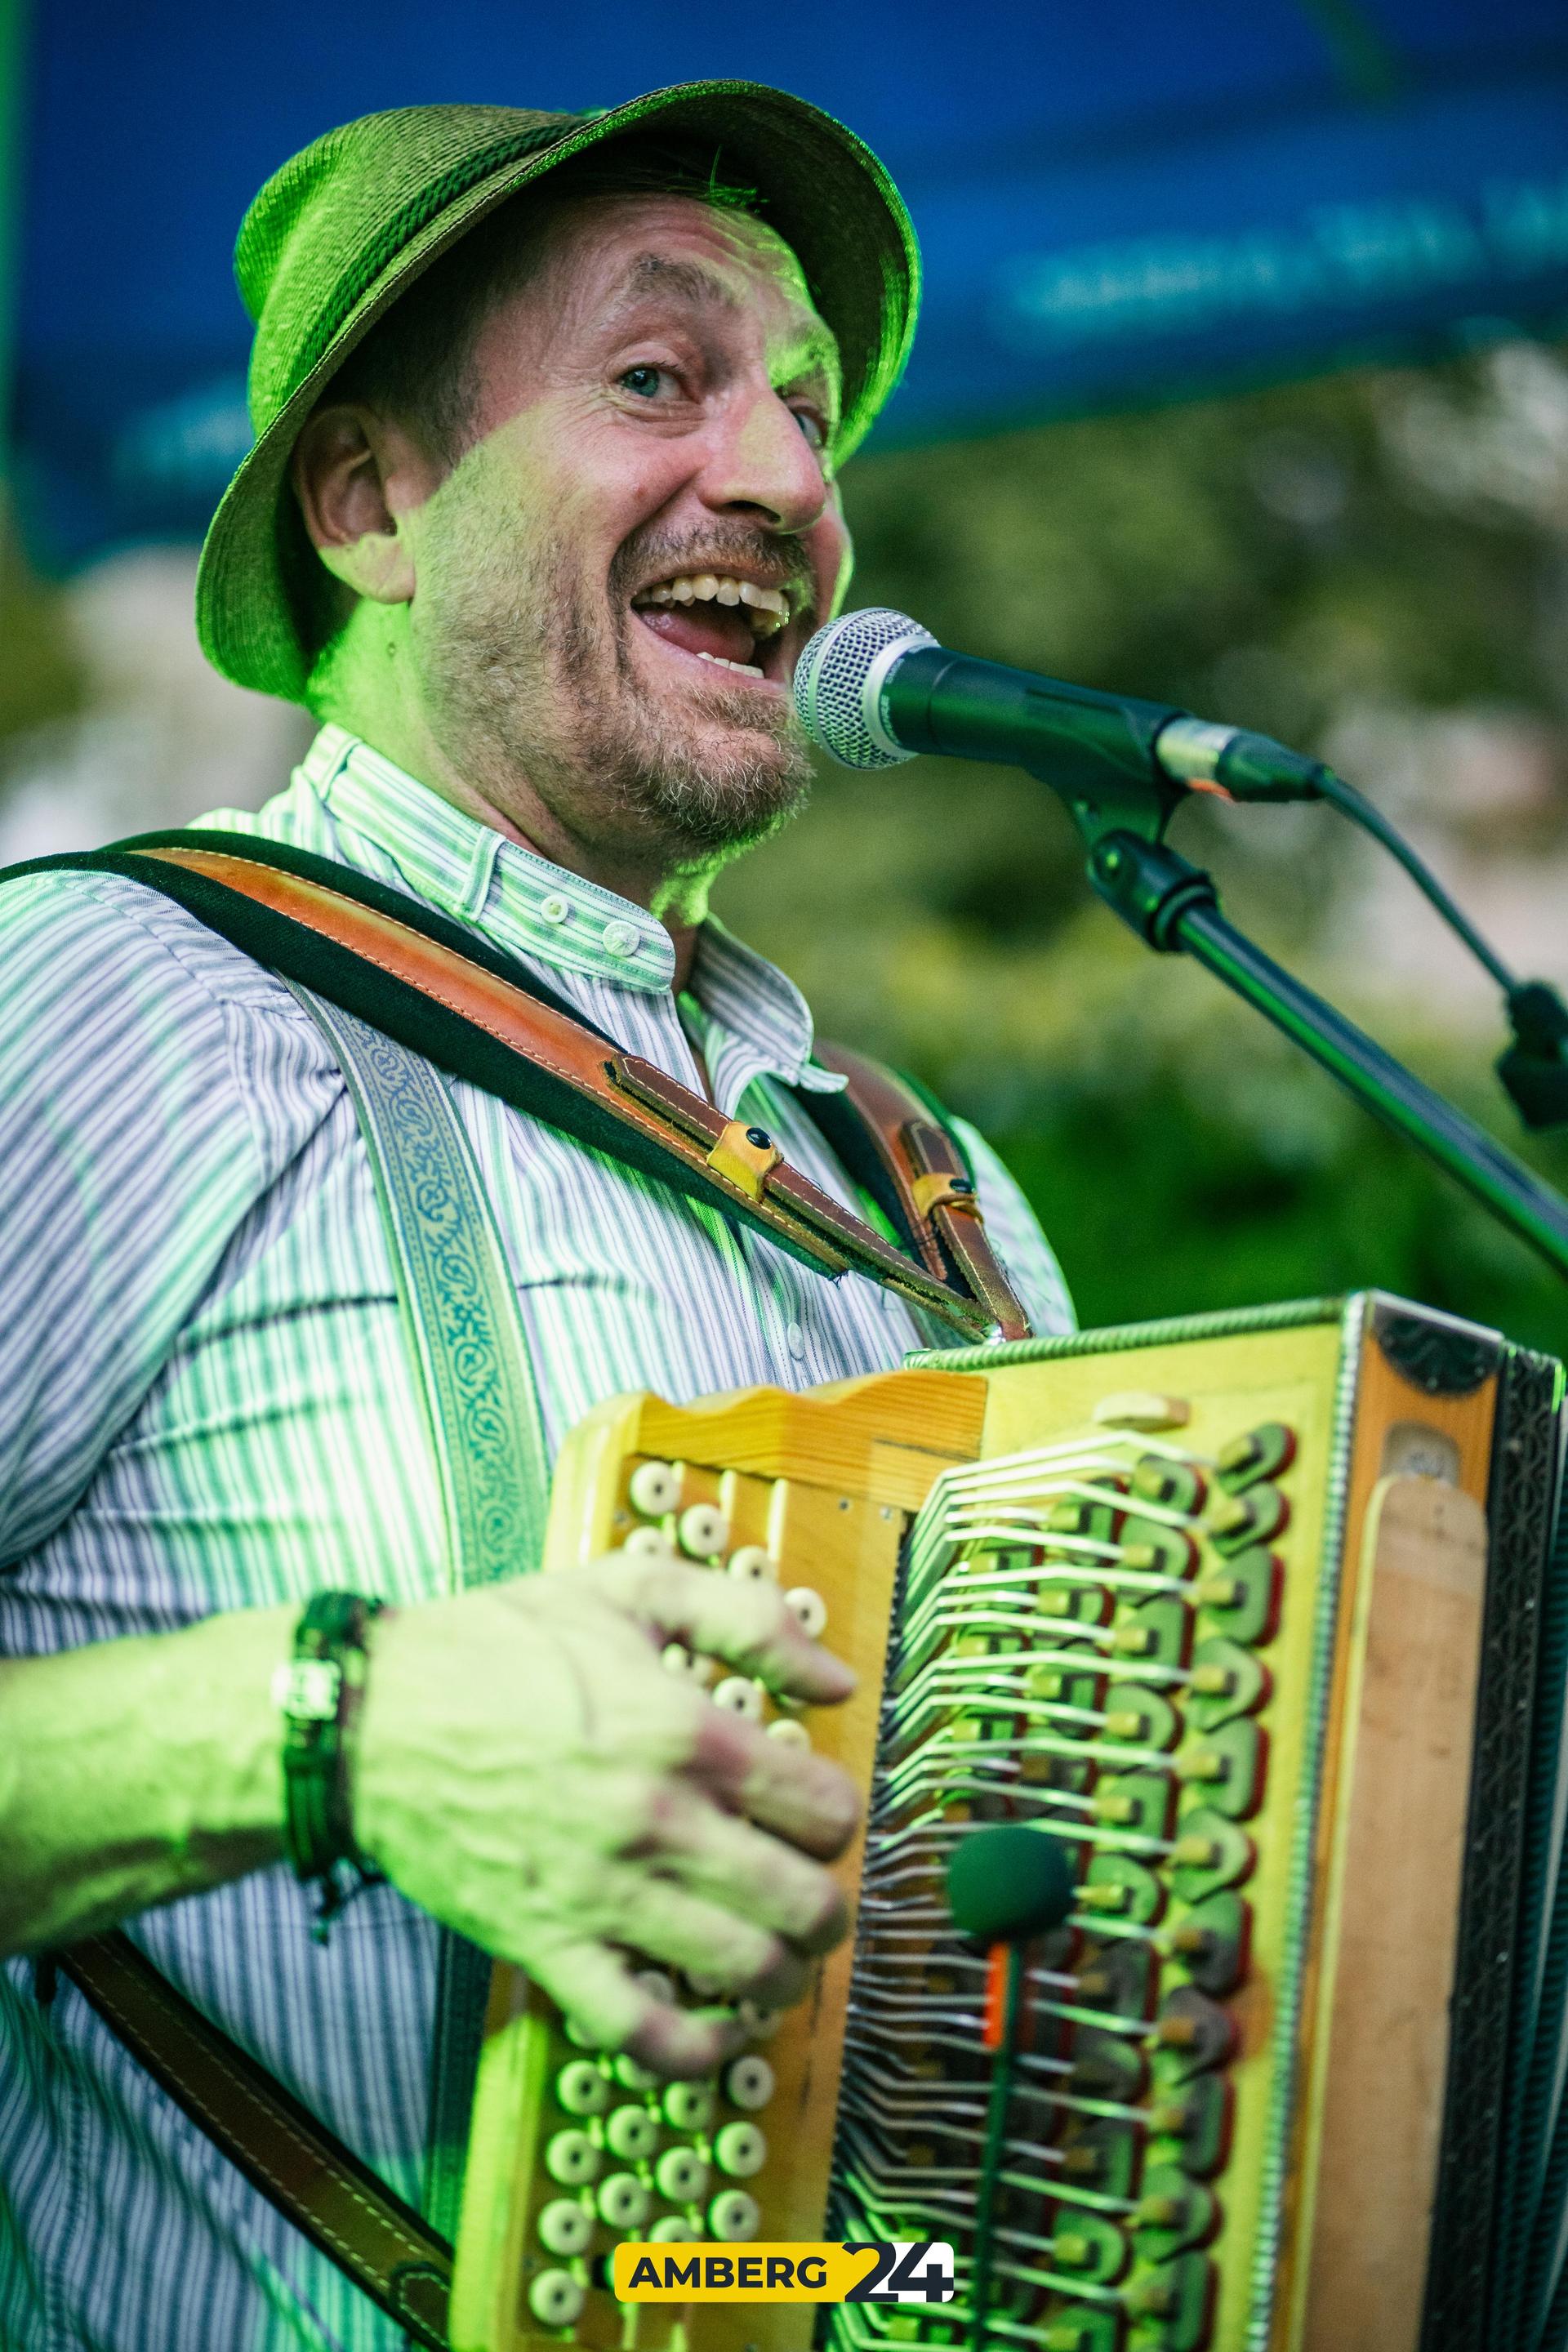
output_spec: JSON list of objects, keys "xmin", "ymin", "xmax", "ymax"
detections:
[
  {"xmin": 602, "ymin": 920, "xmax": 640, "ymax": 958},
  {"xmin": 539, "ymin": 893, "xmax": 571, "ymax": 924},
  {"xmin": 785, "ymin": 1321, "xmax": 806, "ymax": 1360}
]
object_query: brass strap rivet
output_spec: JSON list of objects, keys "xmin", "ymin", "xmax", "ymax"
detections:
[{"xmin": 705, "ymin": 1120, "xmax": 784, "ymax": 1204}]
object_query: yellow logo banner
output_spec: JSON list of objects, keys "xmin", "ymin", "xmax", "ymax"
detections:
[{"xmin": 612, "ymin": 2241, "xmax": 957, "ymax": 2305}]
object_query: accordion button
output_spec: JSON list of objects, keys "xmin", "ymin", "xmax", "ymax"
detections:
[
  {"xmin": 597, "ymin": 2172, "xmax": 653, "ymax": 2230},
  {"xmin": 624, "ymin": 1525, "xmax": 675, "ymax": 1563},
  {"xmin": 614, "ymin": 2052, "xmax": 662, "ymax": 2093},
  {"xmin": 537, "ymin": 2198, "xmax": 595, "ymax": 2257},
  {"xmin": 662, "ymin": 2079, "xmax": 715, "ymax": 2132},
  {"xmin": 708, "ymin": 2188, "xmax": 762, "ymax": 2241},
  {"xmin": 606, "ymin": 2104, "xmax": 661, "ymax": 2161},
  {"xmin": 679, "ymin": 1503, "xmax": 730, "ymax": 1558},
  {"xmin": 656, "ymin": 2145, "xmax": 710, "ymax": 2203},
  {"xmin": 528, "ymin": 2270, "xmax": 587, "ymax": 2329},
  {"xmin": 555, "ymin": 2059, "xmax": 611, "ymax": 2117},
  {"xmin": 724, "ymin": 2055, "xmax": 777, "ymax": 2111},
  {"xmin": 714, "ymin": 2121, "xmax": 768, "ymax": 2177},
  {"xmin": 712, "ymin": 1676, "xmax": 766, "ymax": 1719},
  {"xmin": 785, "ymin": 1586, "xmax": 828, "ymax": 1639},
  {"xmin": 650, "ymin": 2214, "xmax": 702, "ymax": 2242},
  {"xmin": 767, "ymin": 1717, "xmax": 810, "ymax": 1750},
  {"xmin": 728, "ymin": 1545, "xmax": 778, "ymax": 1584},
  {"xmin": 544, "ymin": 2129, "xmax": 601, "ymax": 2187},
  {"xmin": 629, "ymin": 1460, "xmax": 681, "ymax": 1517}
]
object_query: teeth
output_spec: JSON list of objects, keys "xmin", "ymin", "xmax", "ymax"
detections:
[
  {"xmin": 635, "ymin": 574, "xmax": 790, "ymax": 635},
  {"xmin": 696, "ymin": 652, "xmax": 765, "ymax": 679}
]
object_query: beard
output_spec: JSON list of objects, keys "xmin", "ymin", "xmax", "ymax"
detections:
[{"xmin": 411, "ymin": 491, "xmax": 814, "ymax": 865}]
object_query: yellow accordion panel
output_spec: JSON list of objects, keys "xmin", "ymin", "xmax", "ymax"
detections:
[{"xmin": 452, "ymin": 1293, "xmax": 1566, "ymax": 2352}]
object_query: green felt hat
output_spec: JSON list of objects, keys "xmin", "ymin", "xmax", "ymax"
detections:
[{"xmin": 196, "ymin": 82, "xmax": 920, "ymax": 703}]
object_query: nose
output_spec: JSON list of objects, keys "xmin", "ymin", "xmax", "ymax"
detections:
[{"xmin": 697, "ymin": 379, "xmax": 831, "ymax": 537}]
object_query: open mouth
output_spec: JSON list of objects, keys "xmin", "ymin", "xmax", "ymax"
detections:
[{"xmin": 629, "ymin": 568, "xmax": 799, "ymax": 690}]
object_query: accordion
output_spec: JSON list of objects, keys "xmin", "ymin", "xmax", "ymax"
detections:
[{"xmin": 450, "ymin": 1293, "xmax": 1567, "ymax": 2352}]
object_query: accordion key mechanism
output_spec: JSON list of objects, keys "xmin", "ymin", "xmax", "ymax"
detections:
[{"xmin": 450, "ymin": 1294, "xmax": 1565, "ymax": 2352}]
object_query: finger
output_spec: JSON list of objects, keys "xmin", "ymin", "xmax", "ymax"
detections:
[
  {"xmin": 684, "ymin": 1708, "xmax": 862, "ymax": 1862},
  {"xmin": 656, "ymin": 1787, "xmax": 849, "ymax": 1958},
  {"xmin": 523, "ymin": 1933, "xmax": 744, "ymax": 2080},
  {"xmin": 590, "ymin": 1552, "xmax": 857, "ymax": 1706},
  {"xmin": 602, "ymin": 1869, "xmax": 794, "ymax": 2000}
]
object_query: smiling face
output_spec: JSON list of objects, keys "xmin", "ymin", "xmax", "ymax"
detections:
[{"xmin": 296, "ymin": 191, "xmax": 853, "ymax": 891}]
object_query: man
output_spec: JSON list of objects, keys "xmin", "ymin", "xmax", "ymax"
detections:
[{"xmin": 0, "ymin": 83, "xmax": 1071, "ymax": 2350}]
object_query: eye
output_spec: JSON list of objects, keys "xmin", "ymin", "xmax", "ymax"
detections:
[
  {"xmin": 618, "ymin": 364, "xmax": 671, "ymax": 400},
  {"xmin": 791, "ymin": 408, "xmax": 828, "ymax": 452}
]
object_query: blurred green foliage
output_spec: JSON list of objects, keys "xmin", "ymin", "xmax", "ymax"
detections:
[
  {"xmin": 716, "ymin": 350, "xmax": 1568, "ymax": 1359},
  {"xmin": 0, "ymin": 494, "xmax": 82, "ymax": 739}
]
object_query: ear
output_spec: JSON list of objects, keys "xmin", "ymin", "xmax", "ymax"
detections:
[{"xmin": 290, "ymin": 403, "xmax": 421, "ymax": 605}]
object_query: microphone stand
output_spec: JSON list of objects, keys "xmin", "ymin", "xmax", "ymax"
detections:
[{"xmin": 1039, "ymin": 765, "xmax": 1568, "ymax": 1281}]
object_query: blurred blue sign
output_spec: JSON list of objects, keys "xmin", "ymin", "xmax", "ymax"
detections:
[{"xmin": 11, "ymin": 1, "xmax": 1568, "ymax": 568}]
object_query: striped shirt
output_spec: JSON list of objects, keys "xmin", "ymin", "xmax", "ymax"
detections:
[{"xmin": 0, "ymin": 723, "xmax": 1073, "ymax": 2352}]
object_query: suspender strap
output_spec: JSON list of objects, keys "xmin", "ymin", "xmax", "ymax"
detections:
[
  {"xmin": 283, "ymin": 987, "xmax": 548, "ymax": 2244},
  {"xmin": 55, "ymin": 1931, "xmax": 452, "ymax": 2350},
  {"xmin": 2, "ymin": 833, "xmax": 997, "ymax": 1341},
  {"xmin": 59, "ymin": 1002, "xmax": 558, "ymax": 2339}
]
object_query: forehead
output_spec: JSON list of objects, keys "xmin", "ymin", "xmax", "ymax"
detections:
[{"xmin": 476, "ymin": 193, "xmax": 838, "ymax": 388}]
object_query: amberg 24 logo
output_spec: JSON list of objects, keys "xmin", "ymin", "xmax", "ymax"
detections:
[{"xmin": 613, "ymin": 2239, "xmax": 957, "ymax": 2304}]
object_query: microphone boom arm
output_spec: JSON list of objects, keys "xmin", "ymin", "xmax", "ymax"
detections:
[{"xmin": 1085, "ymin": 829, "xmax": 1568, "ymax": 1285}]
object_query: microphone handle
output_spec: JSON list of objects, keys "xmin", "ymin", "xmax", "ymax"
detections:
[
  {"xmin": 882, "ymin": 644, "xmax": 1327, "ymax": 805},
  {"xmin": 882, "ymin": 644, "xmax": 1179, "ymax": 788}
]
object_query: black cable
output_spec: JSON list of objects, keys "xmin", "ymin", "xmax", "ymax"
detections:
[{"xmin": 1314, "ymin": 768, "xmax": 1520, "ymax": 994}]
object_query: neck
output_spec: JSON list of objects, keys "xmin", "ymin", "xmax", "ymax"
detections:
[{"xmin": 310, "ymin": 609, "xmax": 715, "ymax": 991}]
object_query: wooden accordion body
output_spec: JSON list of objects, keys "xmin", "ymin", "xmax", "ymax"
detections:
[{"xmin": 452, "ymin": 1294, "xmax": 1566, "ymax": 2352}]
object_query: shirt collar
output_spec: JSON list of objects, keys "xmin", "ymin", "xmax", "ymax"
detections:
[{"xmin": 294, "ymin": 726, "xmax": 844, "ymax": 1094}]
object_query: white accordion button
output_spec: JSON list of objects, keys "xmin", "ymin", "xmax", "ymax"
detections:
[
  {"xmin": 606, "ymin": 2103, "xmax": 661, "ymax": 2161},
  {"xmin": 655, "ymin": 2145, "xmax": 710, "ymax": 2203},
  {"xmin": 650, "ymin": 2214, "xmax": 702, "ymax": 2242},
  {"xmin": 528, "ymin": 2270, "xmax": 586, "ymax": 2328},
  {"xmin": 537, "ymin": 2198, "xmax": 594, "ymax": 2256},
  {"xmin": 663, "ymin": 1642, "xmax": 715, "ymax": 1685},
  {"xmin": 635, "ymin": 1968, "xmax": 677, "ymax": 2007},
  {"xmin": 736, "ymin": 1999, "xmax": 781, "ymax": 2040},
  {"xmin": 711, "ymin": 1675, "xmax": 765, "ymax": 1719},
  {"xmin": 554, "ymin": 2059, "xmax": 610, "ymax": 2117},
  {"xmin": 784, "ymin": 1586, "xmax": 828, "ymax": 1638},
  {"xmin": 629, "ymin": 1459, "xmax": 682, "ymax": 1516},
  {"xmin": 597, "ymin": 2171, "xmax": 653, "ymax": 2230},
  {"xmin": 544, "ymin": 2128, "xmax": 600, "ymax": 2186},
  {"xmin": 623, "ymin": 1524, "xmax": 675, "ymax": 1563},
  {"xmin": 662, "ymin": 2079, "xmax": 715, "ymax": 2132},
  {"xmin": 678, "ymin": 1503, "xmax": 730, "ymax": 1558},
  {"xmin": 728, "ymin": 1544, "xmax": 777, "ymax": 1584},
  {"xmin": 766, "ymin": 1717, "xmax": 810, "ymax": 1750},
  {"xmin": 724, "ymin": 2055, "xmax": 776, "ymax": 2112},
  {"xmin": 714, "ymin": 2121, "xmax": 768, "ymax": 2177},
  {"xmin": 708, "ymin": 2188, "xmax": 761, "ymax": 2240}
]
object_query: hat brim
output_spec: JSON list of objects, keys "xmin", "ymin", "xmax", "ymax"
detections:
[{"xmin": 196, "ymin": 79, "xmax": 920, "ymax": 703}]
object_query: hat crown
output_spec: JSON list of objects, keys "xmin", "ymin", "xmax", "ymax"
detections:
[{"xmin": 238, "ymin": 102, "xmax": 580, "ymax": 429}]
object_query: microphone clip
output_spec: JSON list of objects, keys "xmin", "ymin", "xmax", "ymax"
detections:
[{"xmin": 1499, "ymin": 982, "xmax": 1568, "ymax": 1134}]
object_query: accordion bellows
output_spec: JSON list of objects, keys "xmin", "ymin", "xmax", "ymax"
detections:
[{"xmin": 451, "ymin": 1294, "xmax": 1566, "ymax": 2352}]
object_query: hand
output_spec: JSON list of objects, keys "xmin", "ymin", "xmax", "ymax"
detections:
[{"xmin": 353, "ymin": 1551, "xmax": 861, "ymax": 2075}]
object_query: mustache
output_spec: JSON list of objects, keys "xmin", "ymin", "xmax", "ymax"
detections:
[{"xmin": 608, "ymin": 527, "xmax": 816, "ymax": 616}]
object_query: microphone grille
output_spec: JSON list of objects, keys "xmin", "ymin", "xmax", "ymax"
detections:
[{"xmin": 792, "ymin": 607, "xmax": 936, "ymax": 770}]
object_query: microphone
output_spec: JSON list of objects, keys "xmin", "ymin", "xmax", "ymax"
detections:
[{"xmin": 792, "ymin": 606, "xmax": 1329, "ymax": 804}]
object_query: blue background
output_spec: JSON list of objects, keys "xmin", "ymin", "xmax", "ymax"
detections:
[{"xmin": 12, "ymin": 1, "xmax": 1568, "ymax": 567}]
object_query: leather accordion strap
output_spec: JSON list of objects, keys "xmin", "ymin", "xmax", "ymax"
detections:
[
  {"xmin": 8, "ymin": 832, "xmax": 1004, "ymax": 1342},
  {"xmin": 57, "ymin": 1931, "xmax": 452, "ymax": 2350},
  {"xmin": 811, "ymin": 1044, "xmax": 1032, "ymax": 1343}
]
